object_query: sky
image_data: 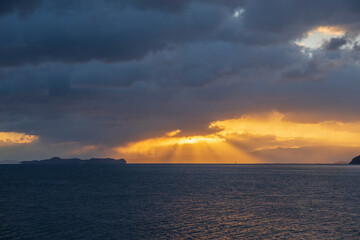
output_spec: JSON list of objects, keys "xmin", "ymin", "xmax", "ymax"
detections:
[{"xmin": 1, "ymin": 0, "xmax": 360, "ymax": 163}]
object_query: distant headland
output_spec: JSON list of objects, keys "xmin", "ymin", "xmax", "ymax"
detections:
[
  {"xmin": 20, "ymin": 157, "xmax": 126, "ymax": 165},
  {"xmin": 349, "ymin": 155, "xmax": 360, "ymax": 164}
]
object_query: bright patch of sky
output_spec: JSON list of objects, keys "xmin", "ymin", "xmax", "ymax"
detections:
[
  {"xmin": 234, "ymin": 8, "xmax": 245, "ymax": 18},
  {"xmin": 295, "ymin": 26, "xmax": 346, "ymax": 49}
]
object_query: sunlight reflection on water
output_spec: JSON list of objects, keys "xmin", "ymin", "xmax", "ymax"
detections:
[{"xmin": 0, "ymin": 164, "xmax": 360, "ymax": 239}]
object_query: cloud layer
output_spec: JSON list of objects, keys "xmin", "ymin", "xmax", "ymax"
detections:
[{"xmin": 1, "ymin": 0, "xmax": 360, "ymax": 162}]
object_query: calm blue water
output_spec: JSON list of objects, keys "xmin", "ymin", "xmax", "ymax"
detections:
[{"xmin": 0, "ymin": 164, "xmax": 360, "ymax": 239}]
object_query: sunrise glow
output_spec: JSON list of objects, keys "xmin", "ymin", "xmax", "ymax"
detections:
[
  {"xmin": 0, "ymin": 132, "xmax": 38, "ymax": 145},
  {"xmin": 116, "ymin": 134, "xmax": 225, "ymax": 155},
  {"xmin": 116, "ymin": 111, "xmax": 360, "ymax": 163},
  {"xmin": 211, "ymin": 111, "xmax": 360, "ymax": 149}
]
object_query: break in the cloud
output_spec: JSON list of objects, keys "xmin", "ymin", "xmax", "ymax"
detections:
[
  {"xmin": 115, "ymin": 112, "xmax": 360, "ymax": 163},
  {"xmin": 1, "ymin": 0, "xmax": 360, "ymax": 163},
  {"xmin": 0, "ymin": 132, "xmax": 38, "ymax": 146}
]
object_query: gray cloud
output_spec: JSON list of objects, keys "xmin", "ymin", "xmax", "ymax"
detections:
[
  {"xmin": 0, "ymin": 0, "xmax": 41, "ymax": 18},
  {"xmin": 323, "ymin": 37, "xmax": 347, "ymax": 51},
  {"xmin": 0, "ymin": 1, "xmax": 236, "ymax": 67},
  {"xmin": 3, "ymin": 0, "xmax": 360, "ymax": 67}
]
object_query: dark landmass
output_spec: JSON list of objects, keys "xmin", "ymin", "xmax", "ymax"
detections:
[
  {"xmin": 349, "ymin": 155, "xmax": 360, "ymax": 164},
  {"xmin": 20, "ymin": 157, "xmax": 126, "ymax": 165}
]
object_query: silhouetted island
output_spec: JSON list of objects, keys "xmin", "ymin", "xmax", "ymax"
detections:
[
  {"xmin": 20, "ymin": 157, "xmax": 126, "ymax": 165},
  {"xmin": 349, "ymin": 155, "xmax": 360, "ymax": 164}
]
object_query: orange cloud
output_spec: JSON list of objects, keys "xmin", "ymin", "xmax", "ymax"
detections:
[
  {"xmin": 309, "ymin": 26, "xmax": 345, "ymax": 36},
  {"xmin": 0, "ymin": 132, "xmax": 38, "ymax": 145},
  {"xmin": 115, "ymin": 111, "xmax": 360, "ymax": 163},
  {"xmin": 115, "ymin": 129, "xmax": 259, "ymax": 163},
  {"xmin": 117, "ymin": 133, "xmax": 225, "ymax": 155},
  {"xmin": 211, "ymin": 111, "xmax": 360, "ymax": 150},
  {"xmin": 166, "ymin": 129, "xmax": 181, "ymax": 137}
]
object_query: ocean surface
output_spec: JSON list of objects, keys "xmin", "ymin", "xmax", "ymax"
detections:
[{"xmin": 0, "ymin": 164, "xmax": 360, "ymax": 239}]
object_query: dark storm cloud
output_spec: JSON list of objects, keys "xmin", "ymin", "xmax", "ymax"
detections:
[
  {"xmin": 2, "ymin": 0, "xmax": 360, "ymax": 160},
  {"xmin": 281, "ymin": 54, "xmax": 341, "ymax": 82},
  {"xmin": 2, "ymin": 0, "xmax": 360, "ymax": 67},
  {"xmin": 323, "ymin": 37, "xmax": 347, "ymax": 51},
  {"xmin": 243, "ymin": 0, "xmax": 360, "ymax": 32},
  {"xmin": 0, "ymin": 1, "xmax": 237, "ymax": 67},
  {"xmin": 0, "ymin": 0, "xmax": 41, "ymax": 18}
]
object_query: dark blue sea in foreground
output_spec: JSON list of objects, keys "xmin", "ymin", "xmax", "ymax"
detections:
[{"xmin": 1, "ymin": 164, "xmax": 360, "ymax": 239}]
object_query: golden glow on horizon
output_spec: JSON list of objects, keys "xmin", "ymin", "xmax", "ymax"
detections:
[
  {"xmin": 211, "ymin": 111, "xmax": 360, "ymax": 149},
  {"xmin": 116, "ymin": 133, "xmax": 258, "ymax": 164},
  {"xmin": 117, "ymin": 134, "xmax": 225, "ymax": 155},
  {"xmin": 0, "ymin": 132, "xmax": 38, "ymax": 145},
  {"xmin": 115, "ymin": 111, "xmax": 360, "ymax": 163}
]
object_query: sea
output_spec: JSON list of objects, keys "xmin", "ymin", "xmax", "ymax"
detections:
[{"xmin": 0, "ymin": 164, "xmax": 360, "ymax": 239}]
